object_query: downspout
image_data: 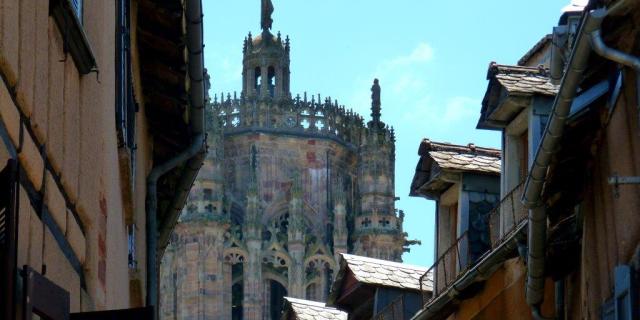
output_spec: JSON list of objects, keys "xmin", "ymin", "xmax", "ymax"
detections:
[
  {"xmin": 145, "ymin": 0, "xmax": 206, "ymax": 314},
  {"xmin": 523, "ymin": 1, "xmax": 640, "ymax": 317},
  {"xmin": 157, "ymin": 0, "xmax": 208, "ymax": 252}
]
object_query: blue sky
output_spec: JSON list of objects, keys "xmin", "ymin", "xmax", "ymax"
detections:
[{"xmin": 202, "ymin": 1, "xmax": 566, "ymax": 266}]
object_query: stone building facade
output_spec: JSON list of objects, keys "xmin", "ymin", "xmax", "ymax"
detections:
[{"xmin": 159, "ymin": 2, "xmax": 409, "ymax": 319}]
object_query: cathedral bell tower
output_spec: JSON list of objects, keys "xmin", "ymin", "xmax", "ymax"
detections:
[{"xmin": 241, "ymin": 2, "xmax": 291, "ymax": 100}]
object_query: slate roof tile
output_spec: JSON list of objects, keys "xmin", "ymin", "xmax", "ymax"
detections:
[
  {"xmin": 341, "ymin": 254, "xmax": 432, "ymax": 292},
  {"xmin": 418, "ymin": 140, "xmax": 501, "ymax": 175},
  {"xmin": 489, "ymin": 64, "xmax": 559, "ymax": 96},
  {"xmin": 284, "ymin": 297, "xmax": 348, "ymax": 320}
]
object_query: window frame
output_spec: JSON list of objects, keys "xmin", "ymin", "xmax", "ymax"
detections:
[{"xmin": 50, "ymin": 0, "xmax": 96, "ymax": 74}]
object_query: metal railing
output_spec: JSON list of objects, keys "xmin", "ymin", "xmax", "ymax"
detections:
[
  {"xmin": 419, "ymin": 182, "xmax": 528, "ymax": 305},
  {"xmin": 373, "ymin": 295, "xmax": 404, "ymax": 320},
  {"xmin": 420, "ymin": 232, "xmax": 471, "ymax": 304},
  {"xmin": 488, "ymin": 182, "xmax": 527, "ymax": 247}
]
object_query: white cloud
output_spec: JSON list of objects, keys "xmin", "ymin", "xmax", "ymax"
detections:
[
  {"xmin": 442, "ymin": 96, "xmax": 479, "ymax": 122},
  {"xmin": 389, "ymin": 42, "xmax": 434, "ymax": 66}
]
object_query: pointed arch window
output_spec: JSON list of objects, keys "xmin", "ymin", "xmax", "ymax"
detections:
[
  {"xmin": 254, "ymin": 67, "xmax": 262, "ymax": 93},
  {"xmin": 268, "ymin": 66, "xmax": 276, "ymax": 97}
]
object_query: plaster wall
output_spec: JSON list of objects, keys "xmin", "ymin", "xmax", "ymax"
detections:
[{"xmin": 0, "ymin": 0, "xmax": 154, "ymax": 313}]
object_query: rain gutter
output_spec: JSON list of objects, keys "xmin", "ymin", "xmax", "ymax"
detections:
[
  {"xmin": 145, "ymin": 0, "xmax": 206, "ymax": 316},
  {"xmin": 523, "ymin": 1, "xmax": 640, "ymax": 317}
]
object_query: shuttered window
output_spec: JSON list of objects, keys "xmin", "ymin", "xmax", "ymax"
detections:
[{"xmin": 21, "ymin": 266, "xmax": 70, "ymax": 320}]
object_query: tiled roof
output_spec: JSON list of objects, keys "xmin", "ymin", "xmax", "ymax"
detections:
[
  {"xmin": 341, "ymin": 254, "xmax": 432, "ymax": 291},
  {"xmin": 418, "ymin": 139, "xmax": 501, "ymax": 175},
  {"xmin": 284, "ymin": 297, "xmax": 348, "ymax": 320},
  {"xmin": 489, "ymin": 63, "xmax": 558, "ymax": 96}
]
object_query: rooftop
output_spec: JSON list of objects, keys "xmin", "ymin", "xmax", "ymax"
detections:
[
  {"xmin": 418, "ymin": 140, "xmax": 501, "ymax": 175},
  {"xmin": 340, "ymin": 253, "xmax": 431, "ymax": 291},
  {"xmin": 488, "ymin": 63, "xmax": 558, "ymax": 97},
  {"xmin": 283, "ymin": 297, "xmax": 348, "ymax": 320}
]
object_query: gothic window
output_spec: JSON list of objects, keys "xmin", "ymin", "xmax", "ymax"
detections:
[
  {"xmin": 232, "ymin": 281, "xmax": 243, "ymax": 320},
  {"xmin": 379, "ymin": 218, "xmax": 390, "ymax": 228},
  {"xmin": 203, "ymin": 188, "xmax": 213, "ymax": 200},
  {"xmin": 205, "ymin": 204, "xmax": 213, "ymax": 213},
  {"xmin": 301, "ymin": 118, "xmax": 310, "ymax": 129},
  {"xmin": 361, "ymin": 217, "xmax": 372, "ymax": 228},
  {"xmin": 306, "ymin": 283, "xmax": 318, "ymax": 301},
  {"xmin": 268, "ymin": 66, "xmax": 276, "ymax": 97},
  {"xmin": 254, "ymin": 67, "xmax": 262, "ymax": 92},
  {"xmin": 269, "ymin": 280, "xmax": 287, "ymax": 320}
]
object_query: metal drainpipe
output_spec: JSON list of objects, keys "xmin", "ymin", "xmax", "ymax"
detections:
[
  {"xmin": 522, "ymin": 8, "xmax": 606, "ymax": 319},
  {"xmin": 145, "ymin": 0, "xmax": 206, "ymax": 315},
  {"xmin": 524, "ymin": 1, "xmax": 640, "ymax": 316}
]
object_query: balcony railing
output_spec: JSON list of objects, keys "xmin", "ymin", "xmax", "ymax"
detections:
[
  {"xmin": 419, "ymin": 182, "xmax": 528, "ymax": 305},
  {"xmin": 420, "ymin": 232, "xmax": 471, "ymax": 304},
  {"xmin": 373, "ymin": 295, "xmax": 404, "ymax": 320},
  {"xmin": 488, "ymin": 181, "xmax": 527, "ymax": 247}
]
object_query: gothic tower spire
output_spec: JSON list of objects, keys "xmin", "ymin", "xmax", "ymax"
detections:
[
  {"xmin": 368, "ymin": 78, "xmax": 385, "ymax": 130},
  {"xmin": 261, "ymin": 0, "xmax": 274, "ymax": 31},
  {"xmin": 241, "ymin": 0, "xmax": 290, "ymax": 100}
]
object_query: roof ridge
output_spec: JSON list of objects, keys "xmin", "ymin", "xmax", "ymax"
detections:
[
  {"xmin": 284, "ymin": 297, "xmax": 330, "ymax": 307},
  {"xmin": 341, "ymin": 253, "xmax": 429, "ymax": 271},
  {"xmin": 418, "ymin": 139, "xmax": 501, "ymax": 157},
  {"xmin": 487, "ymin": 62, "xmax": 550, "ymax": 79}
]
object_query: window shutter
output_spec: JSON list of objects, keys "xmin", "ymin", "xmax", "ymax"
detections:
[
  {"xmin": 614, "ymin": 265, "xmax": 635, "ymax": 320},
  {"xmin": 22, "ymin": 266, "xmax": 70, "ymax": 320}
]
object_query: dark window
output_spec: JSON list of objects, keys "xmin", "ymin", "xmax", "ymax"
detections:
[
  {"xmin": 232, "ymin": 263, "xmax": 244, "ymax": 320},
  {"xmin": 269, "ymin": 280, "xmax": 287, "ymax": 320},
  {"xmin": 204, "ymin": 188, "xmax": 213, "ymax": 200},
  {"xmin": 116, "ymin": 0, "xmax": 137, "ymax": 183},
  {"xmin": 254, "ymin": 67, "xmax": 262, "ymax": 92},
  {"xmin": 0, "ymin": 160, "xmax": 18, "ymax": 320},
  {"xmin": 267, "ymin": 66, "xmax": 275, "ymax": 97}
]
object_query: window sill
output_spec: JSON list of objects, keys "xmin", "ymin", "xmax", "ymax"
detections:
[{"xmin": 50, "ymin": 0, "xmax": 97, "ymax": 75}]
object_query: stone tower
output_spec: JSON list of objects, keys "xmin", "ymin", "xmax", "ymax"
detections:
[{"xmin": 159, "ymin": 2, "xmax": 409, "ymax": 319}]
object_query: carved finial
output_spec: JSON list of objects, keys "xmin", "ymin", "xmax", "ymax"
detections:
[
  {"xmin": 371, "ymin": 78, "xmax": 381, "ymax": 123},
  {"xmin": 261, "ymin": 0, "xmax": 274, "ymax": 31}
]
